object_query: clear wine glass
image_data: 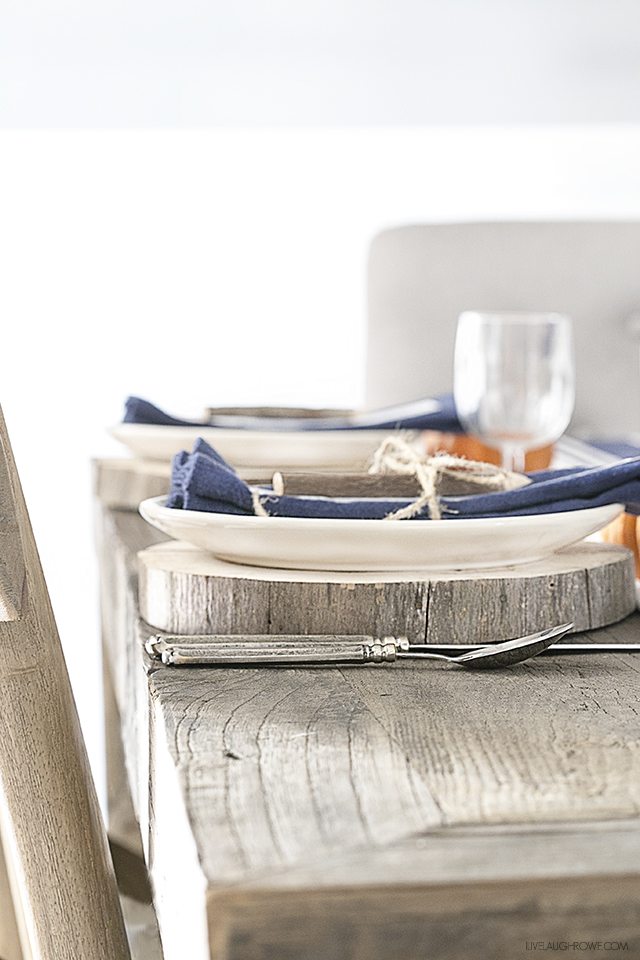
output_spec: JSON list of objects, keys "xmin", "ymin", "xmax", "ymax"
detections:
[{"xmin": 453, "ymin": 312, "xmax": 575, "ymax": 473}]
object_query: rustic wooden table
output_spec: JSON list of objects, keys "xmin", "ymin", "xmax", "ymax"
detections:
[{"xmin": 95, "ymin": 463, "xmax": 640, "ymax": 960}]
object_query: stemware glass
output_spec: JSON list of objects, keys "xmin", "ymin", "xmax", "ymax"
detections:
[{"xmin": 453, "ymin": 312, "xmax": 575, "ymax": 473}]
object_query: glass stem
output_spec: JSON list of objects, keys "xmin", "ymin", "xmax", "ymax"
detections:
[{"xmin": 501, "ymin": 444, "xmax": 526, "ymax": 474}]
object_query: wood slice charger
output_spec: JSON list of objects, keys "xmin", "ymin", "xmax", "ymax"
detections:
[{"xmin": 138, "ymin": 541, "xmax": 636, "ymax": 647}]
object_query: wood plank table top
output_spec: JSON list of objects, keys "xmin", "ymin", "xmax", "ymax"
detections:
[{"xmin": 96, "ymin": 497, "xmax": 640, "ymax": 960}]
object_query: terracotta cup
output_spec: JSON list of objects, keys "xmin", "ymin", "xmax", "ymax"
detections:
[
  {"xmin": 601, "ymin": 513, "xmax": 640, "ymax": 578},
  {"xmin": 420, "ymin": 432, "xmax": 553, "ymax": 471}
]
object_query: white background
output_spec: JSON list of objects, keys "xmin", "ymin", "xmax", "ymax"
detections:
[
  {"xmin": 2, "ymin": 0, "xmax": 640, "ymax": 803},
  {"xmin": 3, "ymin": 0, "xmax": 640, "ymax": 125}
]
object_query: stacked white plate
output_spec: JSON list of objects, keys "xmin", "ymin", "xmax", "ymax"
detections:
[{"xmin": 111, "ymin": 423, "xmax": 392, "ymax": 470}]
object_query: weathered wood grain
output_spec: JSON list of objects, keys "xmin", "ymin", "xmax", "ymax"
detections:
[
  {"xmin": 96, "ymin": 506, "xmax": 166, "ymax": 860},
  {"xmin": 149, "ymin": 650, "xmax": 640, "ymax": 881},
  {"xmin": 204, "ymin": 870, "xmax": 640, "ymax": 960},
  {"xmin": 103, "ymin": 653, "xmax": 144, "ymax": 858},
  {"xmin": 94, "ymin": 458, "xmax": 172, "ymax": 511},
  {"xmin": 138, "ymin": 540, "xmax": 635, "ymax": 644},
  {"xmin": 271, "ymin": 470, "xmax": 511, "ymax": 497},
  {"xmin": 272, "ymin": 470, "xmax": 423, "ymax": 496},
  {"xmin": 0, "ymin": 412, "xmax": 130, "ymax": 959},
  {"xmin": 96, "ymin": 496, "xmax": 640, "ymax": 960},
  {"xmin": 146, "ymin": 648, "xmax": 640, "ymax": 960}
]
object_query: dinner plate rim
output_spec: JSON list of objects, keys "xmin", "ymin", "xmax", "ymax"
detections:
[
  {"xmin": 139, "ymin": 495, "xmax": 624, "ymax": 530},
  {"xmin": 111, "ymin": 423, "xmax": 394, "ymax": 443}
]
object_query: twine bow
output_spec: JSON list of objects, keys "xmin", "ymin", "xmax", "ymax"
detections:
[{"xmin": 369, "ymin": 436, "xmax": 529, "ymax": 520}]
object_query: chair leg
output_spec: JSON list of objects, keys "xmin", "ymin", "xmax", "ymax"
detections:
[
  {"xmin": 102, "ymin": 655, "xmax": 152, "ymax": 904},
  {"xmin": 109, "ymin": 839, "xmax": 152, "ymax": 905},
  {"xmin": 0, "ymin": 831, "xmax": 23, "ymax": 960}
]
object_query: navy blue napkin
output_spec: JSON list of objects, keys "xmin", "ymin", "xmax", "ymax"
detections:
[
  {"xmin": 588, "ymin": 439, "xmax": 640, "ymax": 459},
  {"xmin": 124, "ymin": 395, "xmax": 462, "ymax": 433},
  {"xmin": 166, "ymin": 439, "xmax": 640, "ymax": 519},
  {"xmin": 124, "ymin": 397, "xmax": 205, "ymax": 427}
]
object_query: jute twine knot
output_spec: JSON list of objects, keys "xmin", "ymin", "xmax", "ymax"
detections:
[
  {"xmin": 252, "ymin": 488, "xmax": 270, "ymax": 517},
  {"xmin": 369, "ymin": 436, "xmax": 528, "ymax": 521}
]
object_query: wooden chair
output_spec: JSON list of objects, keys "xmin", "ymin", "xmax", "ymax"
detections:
[{"xmin": 0, "ymin": 408, "xmax": 161, "ymax": 960}]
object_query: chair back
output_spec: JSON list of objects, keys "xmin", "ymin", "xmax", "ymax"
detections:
[
  {"xmin": 0, "ymin": 408, "xmax": 130, "ymax": 959},
  {"xmin": 366, "ymin": 221, "xmax": 640, "ymax": 433}
]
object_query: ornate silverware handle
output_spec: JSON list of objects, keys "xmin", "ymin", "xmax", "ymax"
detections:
[{"xmin": 145, "ymin": 632, "xmax": 408, "ymax": 666}]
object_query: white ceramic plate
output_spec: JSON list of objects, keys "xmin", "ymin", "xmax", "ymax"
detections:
[
  {"xmin": 138, "ymin": 497, "xmax": 623, "ymax": 572},
  {"xmin": 111, "ymin": 423, "xmax": 391, "ymax": 469}
]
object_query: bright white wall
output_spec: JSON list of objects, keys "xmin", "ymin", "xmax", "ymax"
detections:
[
  {"xmin": 3, "ymin": 1, "xmax": 640, "ymax": 125},
  {"xmin": 2, "ymin": 125, "xmax": 640, "ymax": 801}
]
